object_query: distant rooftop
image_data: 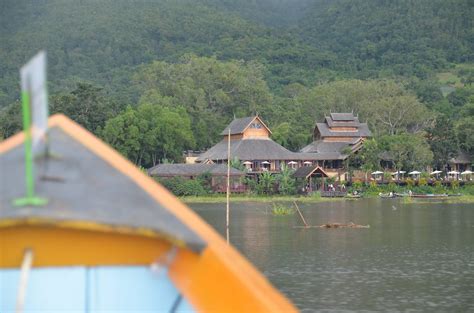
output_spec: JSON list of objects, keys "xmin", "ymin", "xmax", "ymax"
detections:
[
  {"xmin": 220, "ymin": 116, "xmax": 271, "ymax": 136},
  {"xmin": 148, "ymin": 163, "xmax": 245, "ymax": 177},
  {"xmin": 197, "ymin": 138, "xmax": 295, "ymax": 161},
  {"xmin": 316, "ymin": 123, "xmax": 371, "ymax": 137},
  {"xmin": 330, "ymin": 112, "xmax": 356, "ymax": 121}
]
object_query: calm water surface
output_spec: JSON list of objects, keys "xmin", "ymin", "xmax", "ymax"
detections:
[{"xmin": 189, "ymin": 199, "xmax": 474, "ymax": 312}]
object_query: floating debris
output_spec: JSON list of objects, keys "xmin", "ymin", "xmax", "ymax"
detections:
[{"xmin": 318, "ymin": 222, "xmax": 370, "ymax": 229}]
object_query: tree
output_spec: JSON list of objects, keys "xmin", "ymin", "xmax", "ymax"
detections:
[
  {"xmin": 425, "ymin": 115, "xmax": 458, "ymax": 169},
  {"xmin": 455, "ymin": 117, "xmax": 474, "ymax": 157},
  {"xmin": 0, "ymin": 101, "xmax": 22, "ymax": 139},
  {"xmin": 51, "ymin": 83, "xmax": 122, "ymax": 134},
  {"xmin": 295, "ymin": 80, "xmax": 432, "ymax": 137},
  {"xmin": 256, "ymin": 171, "xmax": 276, "ymax": 195},
  {"xmin": 100, "ymin": 106, "xmax": 141, "ymax": 164},
  {"xmin": 136, "ymin": 103, "xmax": 195, "ymax": 165},
  {"xmin": 276, "ymin": 165, "xmax": 296, "ymax": 195},
  {"xmin": 354, "ymin": 139, "xmax": 381, "ymax": 182},
  {"xmin": 447, "ymin": 88, "xmax": 473, "ymax": 107},
  {"xmin": 101, "ymin": 103, "xmax": 195, "ymax": 167},
  {"xmin": 379, "ymin": 134, "xmax": 433, "ymax": 171},
  {"xmin": 230, "ymin": 157, "xmax": 247, "ymax": 172},
  {"xmin": 271, "ymin": 122, "xmax": 291, "ymax": 148},
  {"xmin": 133, "ymin": 55, "xmax": 273, "ymax": 148}
]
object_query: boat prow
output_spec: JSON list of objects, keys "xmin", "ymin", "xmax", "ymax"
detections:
[{"xmin": 0, "ymin": 114, "xmax": 297, "ymax": 312}]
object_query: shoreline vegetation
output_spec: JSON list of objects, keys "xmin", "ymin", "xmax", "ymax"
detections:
[
  {"xmin": 182, "ymin": 194, "xmax": 474, "ymax": 204},
  {"xmin": 181, "ymin": 194, "xmax": 345, "ymax": 203},
  {"xmin": 181, "ymin": 182, "xmax": 474, "ymax": 204}
]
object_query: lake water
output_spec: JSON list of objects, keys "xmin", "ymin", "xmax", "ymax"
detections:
[{"xmin": 189, "ymin": 199, "xmax": 474, "ymax": 312}]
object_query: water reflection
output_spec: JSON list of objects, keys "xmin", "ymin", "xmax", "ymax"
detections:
[{"xmin": 190, "ymin": 199, "xmax": 474, "ymax": 311}]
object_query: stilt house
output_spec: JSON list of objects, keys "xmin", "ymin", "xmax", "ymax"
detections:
[
  {"xmin": 300, "ymin": 113, "xmax": 372, "ymax": 180},
  {"xmin": 196, "ymin": 116, "xmax": 309, "ymax": 173}
]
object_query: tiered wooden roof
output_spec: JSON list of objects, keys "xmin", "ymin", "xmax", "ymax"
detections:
[
  {"xmin": 315, "ymin": 113, "xmax": 371, "ymax": 140},
  {"xmin": 301, "ymin": 112, "xmax": 371, "ymax": 161},
  {"xmin": 221, "ymin": 116, "xmax": 271, "ymax": 136}
]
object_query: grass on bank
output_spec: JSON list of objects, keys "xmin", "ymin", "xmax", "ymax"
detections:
[
  {"xmin": 401, "ymin": 194, "xmax": 474, "ymax": 204},
  {"xmin": 182, "ymin": 194, "xmax": 474, "ymax": 204},
  {"xmin": 181, "ymin": 192, "xmax": 346, "ymax": 203}
]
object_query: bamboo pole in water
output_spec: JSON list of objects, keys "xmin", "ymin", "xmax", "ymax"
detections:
[
  {"xmin": 293, "ymin": 201, "xmax": 309, "ymax": 228},
  {"xmin": 226, "ymin": 128, "xmax": 231, "ymax": 244}
]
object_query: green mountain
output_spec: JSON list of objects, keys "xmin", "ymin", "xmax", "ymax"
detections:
[
  {"xmin": 297, "ymin": 0, "xmax": 473, "ymax": 78},
  {"xmin": 1, "ymin": 0, "xmax": 473, "ymax": 162},
  {"xmin": 0, "ymin": 0, "xmax": 330, "ymax": 107}
]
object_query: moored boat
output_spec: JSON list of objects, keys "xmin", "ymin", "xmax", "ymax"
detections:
[
  {"xmin": 0, "ymin": 115, "xmax": 296, "ymax": 312},
  {"xmin": 345, "ymin": 193, "xmax": 361, "ymax": 199},
  {"xmin": 394, "ymin": 192, "xmax": 409, "ymax": 197},
  {"xmin": 379, "ymin": 192, "xmax": 396, "ymax": 198},
  {"xmin": 410, "ymin": 193, "xmax": 449, "ymax": 198}
]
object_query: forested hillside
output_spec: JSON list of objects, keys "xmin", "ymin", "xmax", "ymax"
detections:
[
  {"xmin": 1, "ymin": 0, "xmax": 473, "ymax": 167},
  {"xmin": 298, "ymin": 0, "xmax": 473, "ymax": 78}
]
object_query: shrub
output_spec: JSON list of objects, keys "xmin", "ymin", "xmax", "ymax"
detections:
[
  {"xmin": 256, "ymin": 171, "xmax": 276, "ymax": 195},
  {"xmin": 352, "ymin": 181, "xmax": 363, "ymax": 190},
  {"xmin": 157, "ymin": 177, "xmax": 208, "ymax": 196},
  {"xmin": 451, "ymin": 180, "xmax": 460, "ymax": 190},
  {"xmin": 276, "ymin": 165, "xmax": 296, "ymax": 195},
  {"xmin": 387, "ymin": 182, "xmax": 397, "ymax": 192},
  {"xmin": 197, "ymin": 171, "xmax": 212, "ymax": 192},
  {"xmin": 412, "ymin": 184, "xmax": 434, "ymax": 194},
  {"xmin": 271, "ymin": 203, "xmax": 295, "ymax": 216},
  {"xmin": 418, "ymin": 178, "xmax": 428, "ymax": 186},
  {"xmin": 368, "ymin": 181, "xmax": 379, "ymax": 190},
  {"xmin": 433, "ymin": 180, "xmax": 445, "ymax": 193},
  {"xmin": 462, "ymin": 183, "xmax": 474, "ymax": 195}
]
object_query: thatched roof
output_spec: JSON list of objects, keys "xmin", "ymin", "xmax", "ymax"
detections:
[
  {"xmin": 325, "ymin": 116, "xmax": 360, "ymax": 127},
  {"xmin": 330, "ymin": 113, "xmax": 356, "ymax": 121},
  {"xmin": 197, "ymin": 138, "xmax": 295, "ymax": 161},
  {"xmin": 300, "ymin": 140, "xmax": 350, "ymax": 154},
  {"xmin": 148, "ymin": 163, "xmax": 245, "ymax": 177},
  {"xmin": 316, "ymin": 122, "xmax": 371, "ymax": 138},
  {"xmin": 449, "ymin": 151, "xmax": 471, "ymax": 164},
  {"xmin": 293, "ymin": 166, "xmax": 329, "ymax": 178},
  {"xmin": 220, "ymin": 116, "xmax": 271, "ymax": 135},
  {"xmin": 299, "ymin": 139, "xmax": 366, "ymax": 160}
]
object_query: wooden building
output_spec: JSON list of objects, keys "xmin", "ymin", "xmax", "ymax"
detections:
[
  {"xmin": 196, "ymin": 116, "xmax": 320, "ymax": 173},
  {"xmin": 293, "ymin": 166, "xmax": 329, "ymax": 193},
  {"xmin": 148, "ymin": 163, "xmax": 246, "ymax": 192},
  {"xmin": 448, "ymin": 151, "xmax": 472, "ymax": 172},
  {"xmin": 300, "ymin": 113, "xmax": 372, "ymax": 180}
]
